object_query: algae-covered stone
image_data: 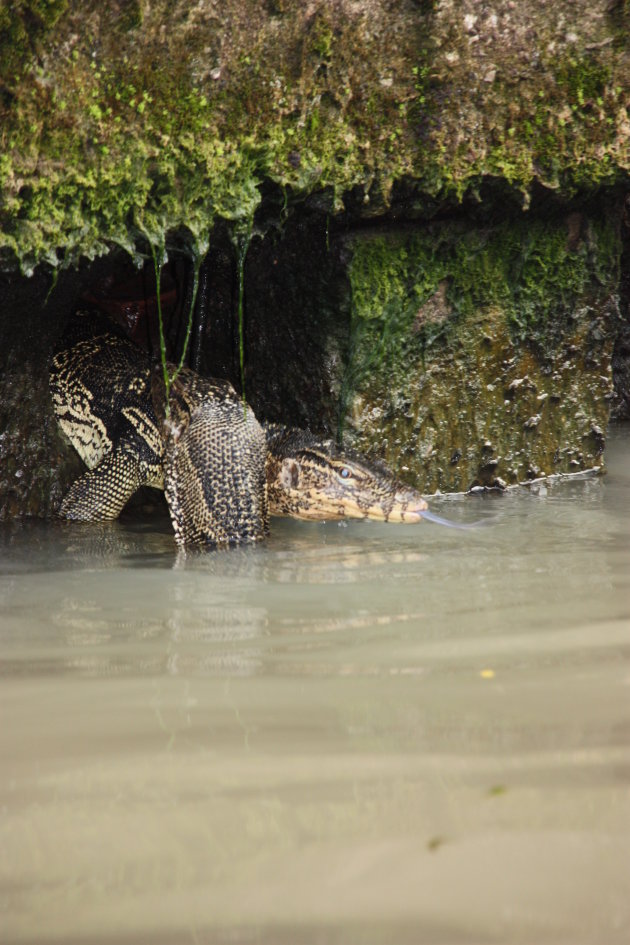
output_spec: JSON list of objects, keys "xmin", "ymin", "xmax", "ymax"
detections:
[
  {"xmin": 339, "ymin": 209, "xmax": 621, "ymax": 491},
  {"xmin": 1, "ymin": 1, "xmax": 629, "ymax": 273}
]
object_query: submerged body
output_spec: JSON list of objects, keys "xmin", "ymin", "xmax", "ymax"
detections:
[{"xmin": 50, "ymin": 311, "xmax": 429, "ymax": 546}]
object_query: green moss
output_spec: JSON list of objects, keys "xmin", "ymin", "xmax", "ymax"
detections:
[
  {"xmin": 1, "ymin": 1, "xmax": 432, "ymax": 270},
  {"xmin": 1, "ymin": 3, "xmax": 629, "ymax": 273},
  {"xmin": 341, "ymin": 209, "xmax": 621, "ymax": 489},
  {"xmin": 0, "ymin": 1, "xmax": 68, "ymax": 90},
  {"xmin": 556, "ymin": 57, "xmax": 610, "ymax": 109},
  {"xmin": 309, "ymin": 14, "xmax": 334, "ymax": 61},
  {"xmin": 414, "ymin": 21, "xmax": 629, "ymax": 200},
  {"xmin": 350, "ymin": 211, "xmax": 619, "ymax": 350},
  {"xmin": 116, "ymin": 0, "xmax": 143, "ymax": 32},
  {"xmin": 0, "ymin": 43, "xmax": 265, "ymax": 272}
]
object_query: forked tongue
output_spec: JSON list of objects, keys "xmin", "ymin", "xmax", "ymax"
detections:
[{"xmin": 419, "ymin": 509, "xmax": 486, "ymax": 530}]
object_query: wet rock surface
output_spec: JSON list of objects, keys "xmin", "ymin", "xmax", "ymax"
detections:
[{"xmin": 334, "ymin": 209, "xmax": 622, "ymax": 490}]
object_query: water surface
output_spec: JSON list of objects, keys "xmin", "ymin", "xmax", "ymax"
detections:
[{"xmin": 1, "ymin": 427, "xmax": 629, "ymax": 944}]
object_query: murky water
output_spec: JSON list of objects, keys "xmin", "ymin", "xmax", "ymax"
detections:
[{"xmin": 1, "ymin": 427, "xmax": 629, "ymax": 945}]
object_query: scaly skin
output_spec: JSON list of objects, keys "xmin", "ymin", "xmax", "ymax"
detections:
[
  {"xmin": 51, "ymin": 311, "xmax": 429, "ymax": 545},
  {"xmin": 265, "ymin": 425, "xmax": 428, "ymax": 523}
]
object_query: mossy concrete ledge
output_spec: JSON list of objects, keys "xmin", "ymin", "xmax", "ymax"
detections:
[{"xmin": 1, "ymin": 1, "xmax": 629, "ymax": 273}]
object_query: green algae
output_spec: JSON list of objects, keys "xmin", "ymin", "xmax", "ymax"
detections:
[
  {"xmin": 0, "ymin": 1, "xmax": 628, "ymax": 292},
  {"xmin": 0, "ymin": 1, "xmax": 68, "ymax": 91},
  {"xmin": 347, "ymin": 211, "xmax": 619, "ymax": 348},
  {"xmin": 0, "ymin": 22, "xmax": 265, "ymax": 274},
  {"xmin": 340, "ymin": 208, "xmax": 621, "ymax": 491}
]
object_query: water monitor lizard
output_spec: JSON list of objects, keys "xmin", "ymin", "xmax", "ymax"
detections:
[{"xmin": 50, "ymin": 310, "xmax": 431, "ymax": 546}]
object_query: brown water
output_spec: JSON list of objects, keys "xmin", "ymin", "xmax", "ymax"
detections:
[{"xmin": 1, "ymin": 426, "xmax": 629, "ymax": 945}]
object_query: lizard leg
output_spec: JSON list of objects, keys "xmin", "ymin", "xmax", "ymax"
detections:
[{"xmin": 58, "ymin": 448, "xmax": 144, "ymax": 521}]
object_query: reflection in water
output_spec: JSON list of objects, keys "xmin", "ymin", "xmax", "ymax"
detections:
[{"xmin": 0, "ymin": 427, "xmax": 629, "ymax": 943}]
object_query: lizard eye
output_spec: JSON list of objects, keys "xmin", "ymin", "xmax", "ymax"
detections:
[{"xmin": 339, "ymin": 467, "xmax": 352, "ymax": 480}]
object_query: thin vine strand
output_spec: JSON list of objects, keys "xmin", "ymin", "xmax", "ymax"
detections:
[
  {"xmin": 151, "ymin": 243, "xmax": 171, "ymax": 418},
  {"xmin": 151, "ymin": 243, "xmax": 203, "ymax": 420},
  {"xmin": 234, "ymin": 217, "xmax": 253, "ymax": 416}
]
